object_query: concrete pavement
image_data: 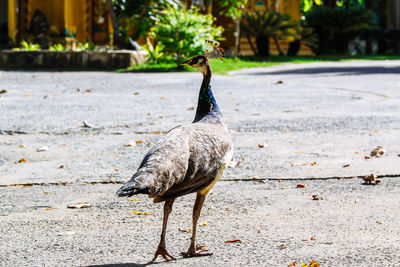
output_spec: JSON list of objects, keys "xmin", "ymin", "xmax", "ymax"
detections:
[{"xmin": 0, "ymin": 60, "xmax": 400, "ymax": 266}]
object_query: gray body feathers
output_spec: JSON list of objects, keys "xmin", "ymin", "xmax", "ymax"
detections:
[{"xmin": 117, "ymin": 118, "xmax": 232, "ymax": 202}]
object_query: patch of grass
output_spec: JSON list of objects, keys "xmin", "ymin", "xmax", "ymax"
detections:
[{"xmin": 119, "ymin": 55, "xmax": 400, "ymax": 75}]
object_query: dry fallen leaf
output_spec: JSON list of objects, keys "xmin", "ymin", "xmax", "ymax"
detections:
[
  {"xmin": 134, "ymin": 92, "xmax": 139, "ymax": 95},
  {"xmin": 310, "ymin": 162, "xmax": 317, "ymax": 166},
  {"xmin": 297, "ymin": 184, "xmax": 306, "ymax": 188},
  {"xmin": 200, "ymin": 221, "xmax": 208, "ymax": 227},
  {"xmin": 302, "ymin": 260, "xmax": 320, "ymax": 267},
  {"xmin": 58, "ymin": 165, "xmax": 66, "ymax": 169},
  {"xmin": 124, "ymin": 141, "xmax": 137, "ymax": 147},
  {"xmin": 45, "ymin": 207, "xmax": 58, "ymax": 210},
  {"xmin": 291, "ymin": 162, "xmax": 307, "ymax": 166},
  {"xmin": 342, "ymin": 163, "xmax": 351, "ymax": 168},
  {"xmin": 187, "ymin": 106, "xmax": 194, "ymax": 111},
  {"xmin": 258, "ymin": 144, "xmax": 265, "ymax": 148},
  {"xmin": 130, "ymin": 211, "xmax": 152, "ymax": 215},
  {"xmin": 310, "ymin": 237, "xmax": 316, "ymax": 240},
  {"xmin": 290, "ymin": 261, "xmax": 298, "ymax": 266},
  {"xmin": 127, "ymin": 198, "xmax": 141, "ymax": 202},
  {"xmin": 229, "ymin": 157, "xmax": 245, "ymax": 168},
  {"xmin": 280, "ymin": 243, "xmax": 288, "ymax": 249},
  {"xmin": 275, "ymin": 80, "xmax": 283, "ymax": 84},
  {"xmin": 82, "ymin": 120, "xmax": 94, "ymax": 128},
  {"xmin": 362, "ymin": 173, "xmax": 380, "ymax": 185},
  {"xmin": 195, "ymin": 243, "xmax": 209, "ymax": 252},
  {"xmin": 67, "ymin": 202, "xmax": 91, "ymax": 209},
  {"xmin": 24, "ymin": 93, "xmax": 31, "ymax": 97},
  {"xmin": 18, "ymin": 158, "xmax": 26, "ymax": 163},
  {"xmin": 147, "ymin": 141, "xmax": 152, "ymax": 146},
  {"xmin": 312, "ymin": 195, "xmax": 321, "ymax": 200},
  {"xmin": 178, "ymin": 228, "xmax": 191, "ymax": 233},
  {"xmin": 19, "ymin": 144, "xmax": 26, "ymax": 148},
  {"xmin": 224, "ymin": 239, "xmax": 242, "ymax": 243},
  {"xmin": 114, "ymin": 168, "xmax": 119, "ymax": 172},
  {"xmin": 0, "ymin": 89, "xmax": 7, "ymax": 94},
  {"xmin": 36, "ymin": 146, "xmax": 49, "ymax": 152},
  {"xmin": 136, "ymin": 140, "xmax": 143, "ymax": 144},
  {"xmin": 364, "ymin": 155, "xmax": 371, "ymax": 159},
  {"xmin": 370, "ymin": 146, "xmax": 386, "ymax": 158},
  {"xmin": 376, "ymin": 220, "xmax": 383, "ymax": 224}
]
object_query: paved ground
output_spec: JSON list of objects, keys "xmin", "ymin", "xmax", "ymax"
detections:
[{"xmin": 0, "ymin": 60, "xmax": 400, "ymax": 266}]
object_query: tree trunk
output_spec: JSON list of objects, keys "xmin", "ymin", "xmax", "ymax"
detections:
[
  {"xmin": 246, "ymin": 34, "xmax": 257, "ymax": 55},
  {"xmin": 107, "ymin": 0, "xmax": 120, "ymax": 47},
  {"xmin": 132, "ymin": 0, "xmax": 150, "ymax": 41},
  {"xmin": 256, "ymin": 35, "xmax": 270, "ymax": 58},
  {"xmin": 233, "ymin": 18, "xmax": 240, "ymax": 58},
  {"xmin": 365, "ymin": 0, "xmax": 373, "ymax": 54},
  {"xmin": 273, "ymin": 37, "xmax": 284, "ymax": 56}
]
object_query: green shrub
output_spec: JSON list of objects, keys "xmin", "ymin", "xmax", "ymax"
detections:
[
  {"xmin": 148, "ymin": 8, "xmax": 224, "ymax": 67},
  {"xmin": 143, "ymin": 38, "xmax": 164, "ymax": 64},
  {"xmin": 241, "ymin": 11, "xmax": 299, "ymax": 57},
  {"xmin": 304, "ymin": 6, "xmax": 374, "ymax": 55},
  {"xmin": 49, "ymin": 43, "xmax": 66, "ymax": 51},
  {"xmin": 13, "ymin": 40, "xmax": 40, "ymax": 51}
]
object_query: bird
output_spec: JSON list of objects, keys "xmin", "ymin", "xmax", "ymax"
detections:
[{"xmin": 116, "ymin": 40, "xmax": 232, "ymax": 262}]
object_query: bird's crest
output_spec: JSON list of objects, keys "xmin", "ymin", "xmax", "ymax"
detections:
[{"xmin": 204, "ymin": 40, "xmax": 224, "ymax": 62}]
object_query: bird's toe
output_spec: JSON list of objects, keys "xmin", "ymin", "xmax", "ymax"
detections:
[{"xmin": 151, "ymin": 245, "xmax": 176, "ymax": 262}]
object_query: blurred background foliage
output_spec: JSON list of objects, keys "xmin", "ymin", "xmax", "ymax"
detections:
[{"xmin": 2, "ymin": 0, "xmax": 399, "ymax": 69}]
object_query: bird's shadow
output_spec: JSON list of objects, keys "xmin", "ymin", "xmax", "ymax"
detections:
[
  {"xmin": 86, "ymin": 262, "xmax": 156, "ymax": 267},
  {"xmin": 86, "ymin": 259, "xmax": 178, "ymax": 267}
]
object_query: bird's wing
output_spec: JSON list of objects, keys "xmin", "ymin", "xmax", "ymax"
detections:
[
  {"xmin": 153, "ymin": 122, "xmax": 232, "ymax": 202},
  {"xmin": 134, "ymin": 125, "xmax": 191, "ymax": 196}
]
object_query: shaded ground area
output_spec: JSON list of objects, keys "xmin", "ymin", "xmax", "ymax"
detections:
[{"xmin": 0, "ymin": 60, "xmax": 400, "ymax": 266}]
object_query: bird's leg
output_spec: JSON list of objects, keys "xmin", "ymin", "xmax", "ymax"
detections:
[
  {"xmin": 151, "ymin": 198, "xmax": 176, "ymax": 262},
  {"xmin": 181, "ymin": 192, "xmax": 213, "ymax": 258}
]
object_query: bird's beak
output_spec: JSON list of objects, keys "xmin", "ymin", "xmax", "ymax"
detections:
[{"xmin": 181, "ymin": 59, "xmax": 191, "ymax": 66}]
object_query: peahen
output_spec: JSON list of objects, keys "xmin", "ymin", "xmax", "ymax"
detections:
[{"xmin": 117, "ymin": 41, "xmax": 232, "ymax": 262}]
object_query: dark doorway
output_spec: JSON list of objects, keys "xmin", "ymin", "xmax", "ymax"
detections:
[{"xmin": 0, "ymin": 0, "xmax": 9, "ymax": 49}]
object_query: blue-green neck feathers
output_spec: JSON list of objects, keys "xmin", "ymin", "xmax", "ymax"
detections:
[{"xmin": 193, "ymin": 66, "xmax": 221, "ymax": 123}]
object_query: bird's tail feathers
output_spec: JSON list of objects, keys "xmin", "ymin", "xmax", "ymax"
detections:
[{"xmin": 116, "ymin": 179, "xmax": 149, "ymax": 197}]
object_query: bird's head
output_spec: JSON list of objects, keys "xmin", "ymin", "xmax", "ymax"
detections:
[
  {"xmin": 181, "ymin": 55, "xmax": 209, "ymax": 74},
  {"xmin": 181, "ymin": 40, "xmax": 224, "ymax": 75}
]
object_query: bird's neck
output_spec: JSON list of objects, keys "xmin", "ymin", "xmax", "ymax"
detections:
[{"xmin": 193, "ymin": 64, "xmax": 221, "ymax": 123}]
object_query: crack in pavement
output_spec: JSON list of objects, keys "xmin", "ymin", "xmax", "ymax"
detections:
[
  {"xmin": 321, "ymin": 85, "xmax": 391, "ymax": 99},
  {"xmin": 1, "ymin": 174, "xmax": 399, "ymax": 187},
  {"xmin": 0, "ymin": 128, "xmax": 167, "ymax": 136}
]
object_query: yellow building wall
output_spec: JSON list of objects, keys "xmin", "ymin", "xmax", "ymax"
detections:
[
  {"xmin": 30, "ymin": 0, "xmax": 65, "ymax": 35},
  {"xmin": 8, "ymin": 0, "xmax": 17, "ymax": 42},
  {"xmin": 9, "ymin": 0, "xmax": 113, "ymax": 45},
  {"xmin": 249, "ymin": 0, "xmax": 300, "ymax": 20}
]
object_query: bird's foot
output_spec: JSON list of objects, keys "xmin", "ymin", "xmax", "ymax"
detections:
[
  {"xmin": 151, "ymin": 245, "xmax": 176, "ymax": 262},
  {"xmin": 181, "ymin": 251, "xmax": 213, "ymax": 258}
]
